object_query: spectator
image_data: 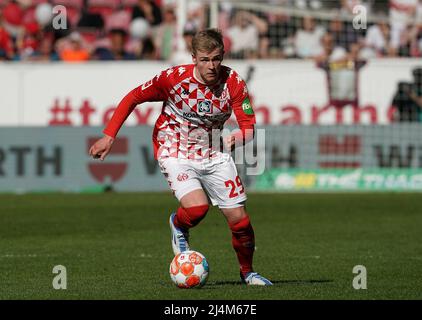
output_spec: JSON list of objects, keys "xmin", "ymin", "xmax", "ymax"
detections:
[
  {"xmin": 364, "ymin": 21, "xmax": 397, "ymax": 57},
  {"xmin": 154, "ymin": 6, "xmax": 177, "ymax": 60},
  {"xmin": 226, "ymin": 10, "xmax": 268, "ymax": 59},
  {"xmin": 94, "ymin": 28, "xmax": 136, "ymax": 60},
  {"xmin": 104, "ymin": 9, "xmax": 131, "ymax": 33},
  {"xmin": 2, "ymin": 0, "xmax": 24, "ymax": 37},
  {"xmin": 396, "ymin": 23, "xmax": 419, "ymax": 56},
  {"xmin": 137, "ymin": 36, "xmax": 156, "ymax": 59},
  {"xmin": 125, "ymin": 16, "xmax": 157, "ymax": 59},
  {"xmin": 340, "ymin": 0, "xmax": 369, "ymax": 15},
  {"xmin": 392, "ymin": 68, "xmax": 422, "ymax": 122},
  {"xmin": 409, "ymin": 22, "xmax": 422, "ymax": 56},
  {"xmin": 58, "ymin": 31, "xmax": 91, "ymax": 62},
  {"xmin": 265, "ymin": 12, "xmax": 296, "ymax": 58},
  {"xmin": 170, "ymin": 23, "xmax": 196, "ymax": 65},
  {"xmin": 328, "ymin": 16, "xmax": 361, "ymax": 51},
  {"xmin": 77, "ymin": 6, "xmax": 105, "ymax": 29},
  {"xmin": 294, "ymin": 15, "xmax": 325, "ymax": 58},
  {"xmin": 186, "ymin": 0, "xmax": 206, "ymax": 30},
  {"xmin": 315, "ymin": 33, "xmax": 348, "ymax": 63},
  {"xmin": 341, "ymin": 0, "xmax": 359, "ymax": 14},
  {"xmin": 15, "ymin": 22, "xmax": 42, "ymax": 61},
  {"xmin": 0, "ymin": 49, "xmax": 8, "ymax": 61},
  {"xmin": 372, "ymin": 0, "xmax": 390, "ymax": 15},
  {"xmin": 418, "ymin": 0, "xmax": 422, "ymax": 21},
  {"xmin": 27, "ymin": 36, "xmax": 60, "ymax": 61},
  {"xmin": 408, "ymin": 66, "xmax": 422, "ymax": 120},
  {"xmin": 389, "ymin": 0, "xmax": 418, "ymax": 50},
  {"xmin": 316, "ymin": 33, "xmax": 366, "ymax": 108},
  {"xmin": 392, "ymin": 82, "xmax": 418, "ymax": 121},
  {"xmin": 132, "ymin": 0, "xmax": 162, "ymax": 27},
  {"xmin": 0, "ymin": 12, "xmax": 14, "ymax": 60}
]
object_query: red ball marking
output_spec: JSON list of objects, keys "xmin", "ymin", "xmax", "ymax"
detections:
[
  {"xmin": 174, "ymin": 253, "xmax": 181, "ymax": 266},
  {"xmin": 189, "ymin": 253, "xmax": 203, "ymax": 265},
  {"xmin": 180, "ymin": 262, "xmax": 194, "ymax": 276},
  {"xmin": 186, "ymin": 275, "xmax": 200, "ymax": 287},
  {"xmin": 170, "ymin": 260, "xmax": 179, "ymax": 275}
]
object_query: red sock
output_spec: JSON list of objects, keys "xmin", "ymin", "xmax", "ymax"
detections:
[
  {"xmin": 229, "ymin": 215, "xmax": 255, "ymax": 276},
  {"xmin": 174, "ymin": 204, "xmax": 209, "ymax": 230}
]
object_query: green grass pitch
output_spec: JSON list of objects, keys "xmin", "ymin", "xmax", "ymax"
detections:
[{"xmin": 0, "ymin": 192, "xmax": 421, "ymax": 300}]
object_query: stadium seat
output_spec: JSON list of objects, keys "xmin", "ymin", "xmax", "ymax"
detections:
[
  {"xmin": 89, "ymin": 0, "xmax": 121, "ymax": 5},
  {"xmin": 21, "ymin": 1, "xmax": 52, "ymax": 25},
  {"xmin": 31, "ymin": 0, "xmax": 50, "ymax": 4},
  {"xmin": 104, "ymin": 10, "xmax": 131, "ymax": 32},
  {"xmin": 88, "ymin": 0, "xmax": 120, "ymax": 21},
  {"xmin": 52, "ymin": 0, "xmax": 83, "ymax": 9},
  {"xmin": 121, "ymin": 0, "xmax": 138, "ymax": 7},
  {"xmin": 121, "ymin": 0, "xmax": 138, "ymax": 14},
  {"xmin": 22, "ymin": 6, "xmax": 36, "ymax": 25}
]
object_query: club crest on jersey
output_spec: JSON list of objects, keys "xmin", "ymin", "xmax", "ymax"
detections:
[
  {"xmin": 177, "ymin": 173, "xmax": 189, "ymax": 181},
  {"xmin": 198, "ymin": 100, "xmax": 212, "ymax": 114}
]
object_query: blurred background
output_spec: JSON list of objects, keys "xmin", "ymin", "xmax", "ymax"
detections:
[{"xmin": 1, "ymin": 0, "xmax": 422, "ymax": 193}]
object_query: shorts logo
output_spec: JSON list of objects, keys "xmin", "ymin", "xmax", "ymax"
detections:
[
  {"xmin": 242, "ymin": 97, "xmax": 254, "ymax": 115},
  {"xmin": 177, "ymin": 173, "xmax": 189, "ymax": 181},
  {"xmin": 198, "ymin": 100, "xmax": 212, "ymax": 114}
]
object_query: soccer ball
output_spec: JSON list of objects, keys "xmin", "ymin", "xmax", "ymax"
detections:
[{"xmin": 169, "ymin": 250, "xmax": 209, "ymax": 288}]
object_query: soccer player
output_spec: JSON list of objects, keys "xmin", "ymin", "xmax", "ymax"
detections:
[{"xmin": 88, "ymin": 29, "xmax": 272, "ymax": 286}]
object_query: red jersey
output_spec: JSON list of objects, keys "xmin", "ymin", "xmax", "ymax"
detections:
[
  {"xmin": 103, "ymin": 64, "xmax": 256, "ymax": 160},
  {"xmin": 0, "ymin": 28, "xmax": 13, "ymax": 57}
]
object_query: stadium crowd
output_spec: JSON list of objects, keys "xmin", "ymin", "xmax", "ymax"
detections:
[{"xmin": 0, "ymin": 0, "xmax": 421, "ymax": 62}]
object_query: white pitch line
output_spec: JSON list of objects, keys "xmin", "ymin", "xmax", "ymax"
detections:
[{"xmin": 0, "ymin": 254, "xmax": 55, "ymax": 259}]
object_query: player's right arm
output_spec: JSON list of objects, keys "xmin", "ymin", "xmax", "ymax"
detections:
[{"xmin": 89, "ymin": 71, "xmax": 169, "ymax": 161}]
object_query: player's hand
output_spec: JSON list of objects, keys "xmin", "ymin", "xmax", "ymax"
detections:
[{"xmin": 88, "ymin": 135, "xmax": 114, "ymax": 161}]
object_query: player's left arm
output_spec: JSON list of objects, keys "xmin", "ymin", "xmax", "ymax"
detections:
[
  {"xmin": 89, "ymin": 72, "xmax": 168, "ymax": 160},
  {"xmin": 224, "ymin": 76, "xmax": 256, "ymax": 151}
]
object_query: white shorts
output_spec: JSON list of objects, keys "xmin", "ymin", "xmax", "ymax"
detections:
[{"xmin": 158, "ymin": 153, "xmax": 247, "ymax": 209}]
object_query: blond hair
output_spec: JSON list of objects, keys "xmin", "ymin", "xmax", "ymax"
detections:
[{"xmin": 192, "ymin": 29, "xmax": 224, "ymax": 55}]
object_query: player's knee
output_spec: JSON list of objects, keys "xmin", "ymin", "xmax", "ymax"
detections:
[
  {"xmin": 229, "ymin": 215, "xmax": 255, "ymax": 241},
  {"xmin": 229, "ymin": 214, "xmax": 251, "ymax": 231},
  {"xmin": 221, "ymin": 205, "xmax": 248, "ymax": 225},
  {"xmin": 179, "ymin": 204, "xmax": 209, "ymax": 228}
]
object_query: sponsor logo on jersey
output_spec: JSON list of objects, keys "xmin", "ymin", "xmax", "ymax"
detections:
[
  {"xmin": 183, "ymin": 112, "xmax": 198, "ymax": 119},
  {"xmin": 242, "ymin": 97, "xmax": 254, "ymax": 115},
  {"xmin": 183, "ymin": 112, "xmax": 210, "ymax": 120},
  {"xmin": 198, "ymin": 100, "xmax": 212, "ymax": 114}
]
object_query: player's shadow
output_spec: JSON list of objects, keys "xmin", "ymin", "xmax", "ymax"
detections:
[{"xmin": 206, "ymin": 279, "xmax": 333, "ymax": 287}]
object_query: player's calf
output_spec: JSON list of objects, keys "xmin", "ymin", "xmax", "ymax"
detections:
[{"xmin": 229, "ymin": 215, "xmax": 255, "ymax": 276}]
